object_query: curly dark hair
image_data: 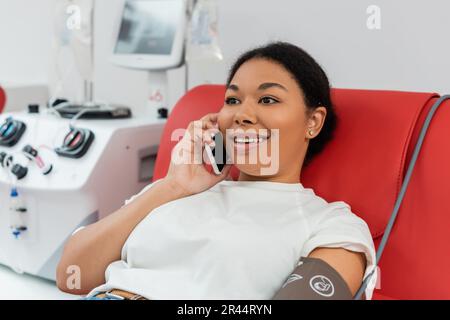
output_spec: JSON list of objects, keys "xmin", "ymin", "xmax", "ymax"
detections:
[{"xmin": 226, "ymin": 41, "xmax": 337, "ymax": 167}]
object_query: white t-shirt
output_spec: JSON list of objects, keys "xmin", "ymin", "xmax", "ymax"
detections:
[{"xmin": 87, "ymin": 179, "xmax": 377, "ymax": 299}]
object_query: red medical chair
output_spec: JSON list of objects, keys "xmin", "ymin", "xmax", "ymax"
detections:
[
  {"xmin": 0, "ymin": 86, "xmax": 6, "ymax": 113},
  {"xmin": 152, "ymin": 84, "xmax": 450, "ymax": 300}
]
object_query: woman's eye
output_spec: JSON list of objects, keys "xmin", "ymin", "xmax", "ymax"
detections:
[
  {"xmin": 259, "ymin": 97, "xmax": 279, "ymax": 105},
  {"xmin": 225, "ymin": 97, "xmax": 240, "ymax": 105}
]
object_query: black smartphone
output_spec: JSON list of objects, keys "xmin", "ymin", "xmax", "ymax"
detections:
[{"xmin": 204, "ymin": 132, "xmax": 230, "ymax": 175}]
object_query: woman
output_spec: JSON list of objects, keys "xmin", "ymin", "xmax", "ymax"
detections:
[{"xmin": 57, "ymin": 42, "xmax": 376, "ymax": 300}]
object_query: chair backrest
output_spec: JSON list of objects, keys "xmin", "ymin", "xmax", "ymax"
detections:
[
  {"xmin": 372, "ymin": 97, "xmax": 450, "ymax": 299},
  {"xmin": 0, "ymin": 86, "xmax": 6, "ymax": 113},
  {"xmin": 152, "ymin": 84, "xmax": 448, "ymax": 299},
  {"xmin": 301, "ymin": 89, "xmax": 437, "ymax": 239}
]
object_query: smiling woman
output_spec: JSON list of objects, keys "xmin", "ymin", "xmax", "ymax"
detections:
[
  {"xmin": 220, "ymin": 41, "xmax": 337, "ymax": 179},
  {"xmin": 57, "ymin": 41, "xmax": 375, "ymax": 301}
]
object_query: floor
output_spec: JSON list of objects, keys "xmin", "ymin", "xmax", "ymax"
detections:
[{"xmin": 0, "ymin": 264, "xmax": 80, "ymax": 300}]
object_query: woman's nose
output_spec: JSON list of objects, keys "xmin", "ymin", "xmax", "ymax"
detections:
[{"xmin": 233, "ymin": 104, "xmax": 257, "ymax": 125}]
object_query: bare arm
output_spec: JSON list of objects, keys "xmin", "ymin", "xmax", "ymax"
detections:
[
  {"xmin": 56, "ymin": 113, "xmax": 231, "ymax": 295},
  {"xmin": 56, "ymin": 178, "xmax": 189, "ymax": 294}
]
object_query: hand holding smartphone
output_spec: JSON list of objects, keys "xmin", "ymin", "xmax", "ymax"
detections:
[
  {"xmin": 165, "ymin": 113, "xmax": 232, "ymax": 197},
  {"xmin": 204, "ymin": 131, "xmax": 231, "ymax": 175}
]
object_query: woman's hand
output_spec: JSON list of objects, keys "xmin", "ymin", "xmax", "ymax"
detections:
[{"xmin": 165, "ymin": 113, "xmax": 232, "ymax": 197}]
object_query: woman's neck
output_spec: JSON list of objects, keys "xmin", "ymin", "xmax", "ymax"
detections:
[{"xmin": 237, "ymin": 170, "xmax": 301, "ymax": 184}]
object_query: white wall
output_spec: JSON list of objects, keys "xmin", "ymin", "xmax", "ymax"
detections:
[
  {"xmin": 0, "ymin": 0, "xmax": 53, "ymax": 84},
  {"xmin": 216, "ymin": 0, "xmax": 450, "ymax": 94},
  {"xmin": 0, "ymin": 0, "xmax": 449, "ymax": 112}
]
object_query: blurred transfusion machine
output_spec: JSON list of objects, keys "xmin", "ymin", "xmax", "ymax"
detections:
[{"xmin": 0, "ymin": 0, "xmax": 205, "ymax": 280}]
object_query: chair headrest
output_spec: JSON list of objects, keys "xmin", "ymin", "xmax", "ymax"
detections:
[{"xmin": 301, "ymin": 88, "xmax": 437, "ymax": 237}]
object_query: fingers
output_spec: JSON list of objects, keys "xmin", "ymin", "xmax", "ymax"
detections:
[
  {"xmin": 201, "ymin": 113, "xmax": 219, "ymax": 124},
  {"xmin": 216, "ymin": 164, "xmax": 232, "ymax": 180},
  {"xmin": 185, "ymin": 113, "xmax": 220, "ymax": 146},
  {"xmin": 200, "ymin": 113, "xmax": 220, "ymax": 130},
  {"xmin": 175, "ymin": 117, "xmax": 217, "ymax": 166}
]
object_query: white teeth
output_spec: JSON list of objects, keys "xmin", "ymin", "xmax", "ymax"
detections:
[{"xmin": 234, "ymin": 137, "xmax": 267, "ymax": 144}]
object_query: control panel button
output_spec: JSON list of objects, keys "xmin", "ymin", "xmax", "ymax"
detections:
[
  {"xmin": 55, "ymin": 128, "xmax": 94, "ymax": 159},
  {"xmin": 11, "ymin": 164, "xmax": 28, "ymax": 180}
]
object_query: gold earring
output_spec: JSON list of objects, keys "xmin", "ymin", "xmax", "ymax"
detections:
[{"xmin": 308, "ymin": 129, "xmax": 314, "ymax": 136}]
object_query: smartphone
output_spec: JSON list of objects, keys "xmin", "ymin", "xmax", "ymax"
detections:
[{"xmin": 204, "ymin": 132, "xmax": 230, "ymax": 175}]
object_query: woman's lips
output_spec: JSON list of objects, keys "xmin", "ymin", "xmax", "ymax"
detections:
[
  {"xmin": 232, "ymin": 135, "xmax": 271, "ymax": 153},
  {"xmin": 224, "ymin": 129, "xmax": 272, "ymax": 154}
]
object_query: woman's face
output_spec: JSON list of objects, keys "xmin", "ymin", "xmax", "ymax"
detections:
[{"xmin": 217, "ymin": 58, "xmax": 327, "ymax": 182}]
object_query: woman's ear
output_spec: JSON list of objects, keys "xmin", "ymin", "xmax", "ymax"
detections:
[{"xmin": 306, "ymin": 106, "xmax": 327, "ymax": 139}]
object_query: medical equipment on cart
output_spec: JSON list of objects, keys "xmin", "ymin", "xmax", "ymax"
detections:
[
  {"xmin": 0, "ymin": 111, "xmax": 164, "ymax": 279},
  {"xmin": 0, "ymin": 0, "xmax": 224, "ymax": 282},
  {"xmin": 0, "ymin": 0, "xmax": 178, "ymax": 280}
]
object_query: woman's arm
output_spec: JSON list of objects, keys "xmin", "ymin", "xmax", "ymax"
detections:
[
  {"xmin": 57, "ymin": 113, "xmax": 231, "ymax": 295},
  {"xmin": 56, "ymin": 178, "xmax": 189, "ymax": 295},
  {"xmin": 272, "ymin": 247, "xmax": 366, "ymax": 300},
  {"xmin": 308, "ymin": 247, "xmax": 366, "ymax": 296}
]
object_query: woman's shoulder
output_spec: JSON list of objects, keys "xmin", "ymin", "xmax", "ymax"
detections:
[{"xmin": 301, "ymin": 190, "xmax": 369, "ymax": 230}]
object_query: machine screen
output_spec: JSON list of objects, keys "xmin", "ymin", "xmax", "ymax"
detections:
[{"xmin": 114, "ymin": 0, "xmax": 182, "ymax": 55}]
